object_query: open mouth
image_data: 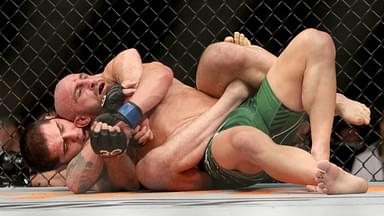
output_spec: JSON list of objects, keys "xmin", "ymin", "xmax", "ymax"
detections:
[{"xmin": 98, "ymin": 82, "xmax": 105, "ymax": 95}]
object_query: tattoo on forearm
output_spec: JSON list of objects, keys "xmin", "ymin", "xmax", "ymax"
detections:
[{"xmin": 67, "ymin": 154, "xmax": 97, "ymax": 193}]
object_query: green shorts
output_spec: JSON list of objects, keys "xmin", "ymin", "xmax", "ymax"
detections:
[{"xmin": 204, "ymin": 79, "xmax": 305, "ymax": 188}]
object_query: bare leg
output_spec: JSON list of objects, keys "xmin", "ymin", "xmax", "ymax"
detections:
[
  {"xmin": 315, "ymin": 160, "xmax": 368, "ymax": 194},
  {"xmin": 265, "ymin": 29, "xmax": 337, "ymax": 161},
  {"xmin": 212, "ymin": 126, "xmax": 318, "ymax": 185},
  {"xmin": 226, "ymin": 33, "xmax": 370, "ymax": 127},
  {"xmin": 196, "ymin": 34, "xmax": 276, "ymax": 97},
  {"xmin": 211, "ymin": 126, "xmax": 368, "ymax": 194},
  {"xmin": 199, "ymin": 32, "xmax": 368, "ymax": 127}
]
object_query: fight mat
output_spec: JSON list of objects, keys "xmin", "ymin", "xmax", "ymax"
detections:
[{"xmin": 0, "ymin": 183, "xmax": 384, "ymax": 216}]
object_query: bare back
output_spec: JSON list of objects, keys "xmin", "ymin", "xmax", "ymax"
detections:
[{"xmin": 137, "ymin": 79, "xmax": 217, "ymax": 157}]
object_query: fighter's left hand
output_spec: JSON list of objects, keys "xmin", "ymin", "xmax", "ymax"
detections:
[{"xmin": 133, "ymin": 118, "xmax": 153, "ymax": 145}]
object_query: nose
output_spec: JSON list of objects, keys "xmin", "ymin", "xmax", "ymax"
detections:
[{"xmin": 62, "ymin": 128, "xmax": 81, "ymax": 144}]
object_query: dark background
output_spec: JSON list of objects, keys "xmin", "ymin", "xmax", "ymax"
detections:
[{"xmin": 1, "ymin": 0, "xmax": 383, "ymax": 184}]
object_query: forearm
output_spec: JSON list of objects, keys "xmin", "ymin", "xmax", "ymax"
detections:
[
  {"xmin": 167, "ymin": 81, "xmax": 249, "ymax": 170},
  {"xmin": 138, "ymin": 81, "xmax": 250, "ymax": 190},
  {"xmin": 102, "ymin": 152, "xmax": 140, "ymax": 191},
  {"xmin": 103, "ymin": 48, "xmax": 144, "ymax": 85},
  {"xmin": 66, "ymin": 143, "xmax": 104, "ymax": 194},
  {"xmin": 127, "ymin": 62, "xmax": 173, "ymax": 113}
]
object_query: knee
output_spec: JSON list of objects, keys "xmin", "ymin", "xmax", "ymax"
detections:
[
  {"xmin": 230, "ymin": 127, "xmax": 267, "ymax": 156},
  {"xmin": 202, "ymin": 42, "xmax": 248, "ymax": 68},
  {"xmin": 298, "ymin": 28, "xmax": 336, "ymax": 59}
]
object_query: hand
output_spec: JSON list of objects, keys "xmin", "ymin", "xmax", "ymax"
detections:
[
  {"xmin": 101, "ymin": 82, "xmax": 136, "ymax": 113},
  {"xmin": 121, "ymin": 80, "xmax": 137, "ymax": 97},
  {"xmin": 90, "ymin": 121, "xmax": 128, "ymax": 157},
  {"xmin": 115, "ymin": 121, "xmax": 135, "ymax": 144},
  {"xmin": 133, "ymin": 118, "xmax": 153, "ymax": 145}
]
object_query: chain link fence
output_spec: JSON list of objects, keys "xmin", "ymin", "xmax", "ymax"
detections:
[{"xmin": 1, "ymin": 0, "xmax": 383, "ymax": 186}]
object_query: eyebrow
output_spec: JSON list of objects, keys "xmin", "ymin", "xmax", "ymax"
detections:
[
  {"xmin": 55, "ymin": 121, "xmax": 66, "ymax": 155},
  {"xmin": 72, "ymin": 74, "xmax": 85, "ymax": 103}
]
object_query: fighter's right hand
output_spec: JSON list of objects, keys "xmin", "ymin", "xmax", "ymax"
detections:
[
  {"xmin": 101, "ymin": 81, "xmax": 136, "ymax": 113},
  {"xmin": 90, "ymin": 122, "xmax": 129, "ymax": 157}
]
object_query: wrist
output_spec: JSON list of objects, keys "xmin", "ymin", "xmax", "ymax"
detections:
[
  {"xmin": 118, "ymin": 101, "xmax": 144, "ymax": 128},
  {"xmin": 102, "ymin": 151, "xmax": 127, "ymax": 162}
]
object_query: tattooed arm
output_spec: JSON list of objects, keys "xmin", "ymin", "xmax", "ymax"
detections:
[
  {"xmin": 66, "ymin": 142, "xmax": 104, "ymax": 194},
  {"xmin": 98, "ymin": 152, "xmax": 140, "ymax": 191},
  {"xmin": 66, "ymin": 140, "xmax": 140, "ymax": 194}
]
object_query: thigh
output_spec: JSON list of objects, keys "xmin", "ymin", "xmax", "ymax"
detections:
[
  {"xmin": 210, "ymin": 126, "xmax": 263, "ymax": 174},
  {"xmin": 266, "ymin": 32, "xmax": 311, "ymax": 111},
  {"xmin": 196, "ymin": 42, "xmax": 272, "ymax": 98}
]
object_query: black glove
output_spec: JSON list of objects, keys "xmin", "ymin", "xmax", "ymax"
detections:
[
  {"xmin": 95, "ymin": 112, "xmax": 126, "ymax": 127},
  {"xmin": 94, "ymin": 83, "xmax": 144, "ymax": 153},
  {"xmin": 90, "ymin": 129, "xmax": 127, "ymax": 157},
  {"xmin": 99, "ymin": 84, "xmax": 143, "ymax": 128},
  {"xmin": 101, "ymin": 84, "xmax": 125, "ymax": 113}
]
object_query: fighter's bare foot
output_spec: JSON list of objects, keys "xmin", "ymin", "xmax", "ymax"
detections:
[
  {"xmin": 315, "ymin": 160, "xmax": 368, "ymax": 194},
  {"xmin": 224, "ymin": 32, "xmax": 252, "ymax": 46},
  {"xmin": 336, "ymin": 93, "xmax": 371, "ymax": 125}
]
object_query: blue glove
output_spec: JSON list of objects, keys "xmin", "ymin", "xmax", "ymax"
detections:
[{"xmin": 95, "ymin": 101, "xmax": 143, "ymax": 128}]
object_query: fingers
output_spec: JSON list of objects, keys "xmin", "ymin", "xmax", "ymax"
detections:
[
  {"xmin": 134, "ymin": 125, "xmax": 154, "ymax": 145},
  {"xmin": 137, "ymin": 129, "xmax": 153, "ymax": 144},
  {"xmin": 92, "ymin": 121, "xmax": 121, "ymax": 133},
  {"xmin": 121, "ymin": 80, "xmax": 137, "ymax": 88},
  {"xmin": 115, "ymin": 121, "xmax": 133, "ymax": 141},
  {"xmin": 91, "ymin": 121, "xmax": 102, "ymax": 132},
  {"xmin": 121, "ymin": 80, "xmax": 137, "ymax": 97},
  {"xmin": 122, "ymin": 87, "xmax": 136, "ymax": 97}
]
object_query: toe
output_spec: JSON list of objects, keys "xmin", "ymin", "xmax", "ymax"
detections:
[{"xmin": 224, "ymin": 36, "xmax": 234, "ymax": 43}]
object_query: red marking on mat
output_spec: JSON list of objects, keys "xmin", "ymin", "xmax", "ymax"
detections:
[
  {"xmin": 231, "ymin": 188, "xmax": 279, "ymax": 195},
  {"xmin": 17, "ymin": 192, "xmax": 72, "ymax": 200},
  {"xmin": 180, "ymin": 190, "xmax": 226, "ymax": 195},
  {"xmin": 368, "ymin": 185, "xmax": 384, "ymax": 192},
  {"xmin": 79, "ymin": 192, "xmax": 138, "ymax": 198}
]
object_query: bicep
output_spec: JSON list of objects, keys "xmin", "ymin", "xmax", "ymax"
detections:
[{"xmin": 103, "ymin": 48, "xmax": 143, "ymax": 84}]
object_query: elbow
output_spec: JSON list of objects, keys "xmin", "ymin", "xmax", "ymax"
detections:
[
  {"xmin": 149, "ymin": 61, "xmax": 174, "ymax": 89},
  {"xmin": 150, "ymin": 61, "xmax": 174, "ymax": 80},
  {"xmin": 66, "ymin": 180, "xmax": 88, "ymax": 194},
  {"xmin": 136, "ymin": 157, "xmax": 172, "ymax": 191},
  {"xmin": 162, "ymin": 66, "xmax": 174, "ymax": 87}
]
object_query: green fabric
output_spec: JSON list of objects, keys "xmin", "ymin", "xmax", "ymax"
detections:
[{"xmin": 204, "ymin": 79, "xmax": 305, "ymax": 188}]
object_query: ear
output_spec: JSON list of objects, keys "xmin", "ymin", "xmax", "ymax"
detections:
[
  {"xmin": 73, "ymin": 115, "xmax": 92, "ymax": 128},
  {"xmin": 44, "ymin": 115, "xmax": 56, "ymax": 120}
]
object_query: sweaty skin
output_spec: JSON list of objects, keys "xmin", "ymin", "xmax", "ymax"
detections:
[
  {"xmin": 45, "ymin": 31, "xmax": 369, "ymax": 194},
  {"xmin": 138, "ymin": 30, "xmax": 366, "ymax": 193},
  {"xmin": 136, "ymin": 79, "xmax": 218, "ymax": 158}
]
